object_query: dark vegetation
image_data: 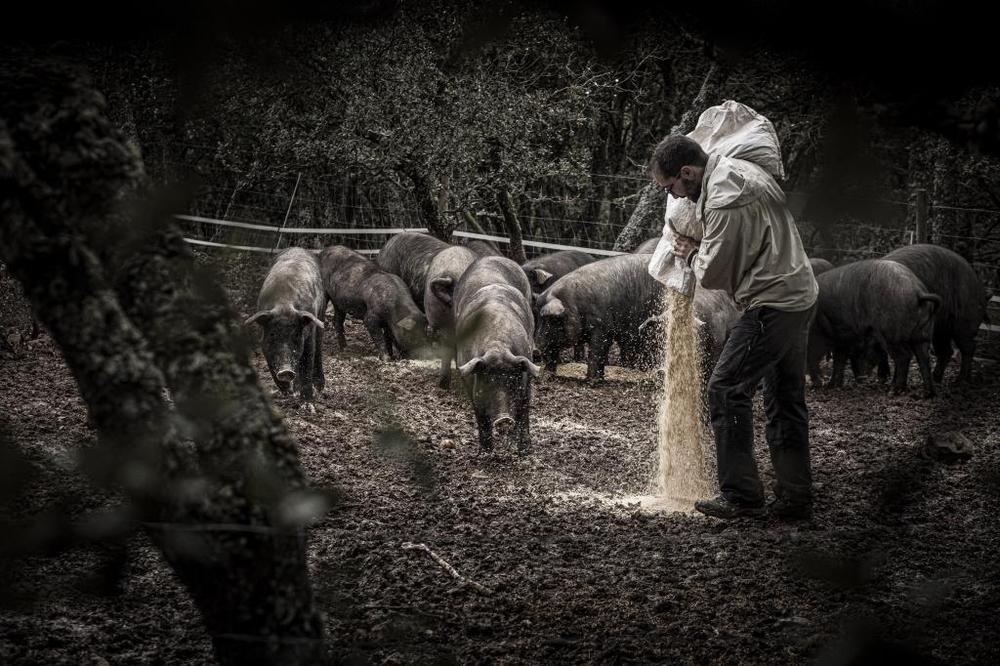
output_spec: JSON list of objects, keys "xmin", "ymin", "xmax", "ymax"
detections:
[{"xmin": 3, "ymin": 1, "xmax": 1000, "ymax": 664}]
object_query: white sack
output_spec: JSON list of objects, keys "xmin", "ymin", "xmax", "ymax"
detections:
[{"xmin": 648, "ymin": 100, "xmax": 785, "ymax": 286}]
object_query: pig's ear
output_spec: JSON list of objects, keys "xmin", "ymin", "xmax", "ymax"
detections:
[
  {"xmin": 430, "ymin": 277, "xmax": 455, "ymax": 306},
  {"xmin": 245, "ymin": 310, "xmax": 273, "ymax": 326},
  {"xmin": 534, "ymin": 269, "xmax": 553, "ymax": 286},
  {"xmin": 457, "ymin": 357, "xmax": 482, "ymax": 376},
  {"xmin": 514, "ymin": 355, "xmax": 541, "ymax": 377},
  {"xmin": 540, "ymin": 298, "xmax": 565, "ymax": 318},
  {"xmin": 298, "ymin": 310, "xmax": 325, "ymax": 329}
]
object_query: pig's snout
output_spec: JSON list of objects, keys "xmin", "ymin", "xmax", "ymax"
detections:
[
  {"xmin": 493, "ymin": 414, "xmax": 514, "ymax": 434},
  {"xmin": 277, "ymin": 368, "xmax": 296, "ymax": 384}
]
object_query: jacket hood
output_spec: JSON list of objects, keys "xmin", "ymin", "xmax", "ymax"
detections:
[{"xmin": 701, "ymin": 155, "xmax": 768, "ymax": 212}]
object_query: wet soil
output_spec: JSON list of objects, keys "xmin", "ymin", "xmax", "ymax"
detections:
[{"xmin": 2, "ymin": 278, "xmax": 1000, "ymax": 665}]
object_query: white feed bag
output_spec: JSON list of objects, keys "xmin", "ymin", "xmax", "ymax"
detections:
[{"xmin": 649, "ymin": 100, "xmax": 785, "ymax": 286}]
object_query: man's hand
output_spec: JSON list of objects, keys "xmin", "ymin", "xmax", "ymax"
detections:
[{"xmin": 671, "ymin": 234, "xmax": 698, "ymax": 261}]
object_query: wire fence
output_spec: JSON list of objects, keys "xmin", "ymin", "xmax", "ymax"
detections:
[
  {"xmin": 174, "ymin": 171, "xmax": 1000, "ymax": 282},
  {"xmin": 151, "ymin": 149, "xmax": 1000, "ymax": 361}
]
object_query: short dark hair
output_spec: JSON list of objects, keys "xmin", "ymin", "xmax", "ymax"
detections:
[{"xmin": 649, "ymin": 134, "xmax": 708, "ymax": 178}]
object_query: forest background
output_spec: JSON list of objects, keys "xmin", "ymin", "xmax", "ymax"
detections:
[{"xmin": 11, "ymin": 0, "xmax": 1000, "ymax": 295}]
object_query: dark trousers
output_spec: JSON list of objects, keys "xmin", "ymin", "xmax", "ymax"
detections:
[{"xmin": 706, "ymin": 305, "xmax": 815, "ymax": 506}]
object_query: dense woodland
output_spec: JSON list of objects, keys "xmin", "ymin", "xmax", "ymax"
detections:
[
  {"xmin": 14, "ymin": 1, "xmax": 1000, "ymax": 276},
  {"xmin": 4, "ymin": 1, "xmax": 1000, "ymax": 664}
]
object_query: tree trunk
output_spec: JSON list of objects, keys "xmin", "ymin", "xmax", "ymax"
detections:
[
  {"xmin": 399, "ymin": 162, "xmax": 451, "ymax": 241},
  {"xmin": 670, "ymin": 59, "xmax": 729, "ymax": 135},
  {"xmin": 460, "ymin": 208, "xmax": 489, "ymax": 236},
  {"xmin": 931, "ymin": 135, "xmax": 957, "ymax": 250},
  {"xmin": 0, "ymin": 55, "xmax": 326, "ymax": 666},
  {"xmin": 613, "ymin": 182, "xmax": 665, "ymax": 252},
  {"xmin": 496, "ymin": 187, "xmax": 525, "ymax": 264}
]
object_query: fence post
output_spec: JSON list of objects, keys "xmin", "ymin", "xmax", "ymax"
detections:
[{"xmin": 914, "ymin": 188, "xmax": 928, "ymax": 244}]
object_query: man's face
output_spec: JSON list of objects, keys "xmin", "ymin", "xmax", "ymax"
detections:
[
  {"xmin": 654, "ymin": 165, "xmax": 702, "ymax": 201},
  {"xmin": 677, "ymin": 170, "xmax": 702, "ymax": 201}
]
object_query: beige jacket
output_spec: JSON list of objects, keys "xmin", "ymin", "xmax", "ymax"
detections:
[{"xmin": 691, "ymin": 154, "xmax": 818, "ymax": 312}]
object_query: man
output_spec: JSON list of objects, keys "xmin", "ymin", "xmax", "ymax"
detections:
[{"xmin": 650, "ymin": 134, "xmax": 818, "ymax": 520}]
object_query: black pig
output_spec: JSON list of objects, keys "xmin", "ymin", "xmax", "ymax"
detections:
[
  {"xmin": 520, "ymin": 249, "xmax": 596, "ymax": 295},
  {"xmin": 810, "ymin": 257, "xmax": 835, "ymax": 275},
  {"xmin": 534, "ymin": 253, "xmax": 664, "ymax": 381},
  {"xmin": 245, "ymin": 247, "xmax": 326, "ymax": 404},
  {"xmin": 637, "ymin": 285, "xmax": 739, "ymax": 378},
  {"xmin": 424, "ymin": 245, "xmax": 479, "ymax": 388},
  {"xmin": 319, "ymin": 245, "xmax": 428, "ymax": 362},
  {"xmin": 453, "ymin": 256, "xmax": 540, "ymax": 454},
  {"xmin": 883, "ymin": 244, "xmax": 988, "ymax": 383},
  {"xmin": 632, "ymin": 236, "xmax": 662, "ymax": 254},
  {"xmin": 462, "ymin": 238, "xmax": 504, "ymax": 257},
  {"xmin": 376, "ymin": 231, "xmax": 451, "ymax": 308},
  {"xmin": 808, "ymin": 259, "xmax": 940, "ymax": 398}
]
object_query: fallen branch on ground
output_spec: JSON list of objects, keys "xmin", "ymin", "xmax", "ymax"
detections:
[{"xmin": 401, "ymin": 541, "xmax": 492, "ymax": 595}]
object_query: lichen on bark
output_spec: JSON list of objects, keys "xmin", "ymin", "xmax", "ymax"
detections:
[{"xmin": 1, "ymin": 52, "xmax": 327, "ymax": 666}]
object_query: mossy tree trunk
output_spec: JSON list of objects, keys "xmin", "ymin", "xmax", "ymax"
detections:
[
  {"xmin": 497, "ymin": 186, "xmax": 526, "ymax": 264},
  {"xmin": 0, "ymin": 56, "xmax": 327, "ymax": 666}
]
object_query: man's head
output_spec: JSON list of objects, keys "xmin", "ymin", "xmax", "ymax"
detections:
[{"xmin": 649, "ymin": 134, "xmax": 709, "ymax": 201}]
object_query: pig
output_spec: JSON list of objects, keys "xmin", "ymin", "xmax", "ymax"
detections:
[
  {"xmin": 462, "ymin": 238, "xmax": 504, "ymax": 257},
  {"xmin": 319, "ymin": 245, "xmax": 428, "ymax": 362},
  {"xmin": 807, "ymin": 259, "xmax": 941, "ymax": 398},
  {"xmin": 637, "ymin": 285, "xmax": 740, "ymax": 378},
  {"xmin": 632, "ymin": 236, "xmax": 662, "ymax": 254},
  {"xmin": 452, "ymin": 256, "xmax": 540, "ymax": 454},
  {"xmin": 810, "ymin": 257, "xmax": 835, "ymax": 275},
  {"xmin": 245, "ymin": 247, "xmax": 326, "ymax": 404},
  {"xmin": 534, "ymin": 253, "xmax": 664, "ymax": 381},
  {"xmin": 882, "ymin": 244, "xmax": 988, "ymax": 383},
  {"xmin": 376, "ymin": 231, "xmax": 451, "ymax": 308},
  {"xmin": 520, "ymin": 249, "xmax": 596, "ymax": 295},
  {"xmin": 802, "ymin": 257, "xmax": 838, "ymax": 383},
  {"xmin": 423, "ymin": 244, "xmax": 480, "ymax": 388}
]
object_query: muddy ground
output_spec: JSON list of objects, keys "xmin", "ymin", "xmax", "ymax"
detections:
[{"xmin": 2, "ymin": 263, "xmax": 1000, "ymax": 665}]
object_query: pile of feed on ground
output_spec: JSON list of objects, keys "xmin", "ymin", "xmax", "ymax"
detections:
[{"xmin": 2, "ymin": 263, "xmax": 999, "ymax": 665}]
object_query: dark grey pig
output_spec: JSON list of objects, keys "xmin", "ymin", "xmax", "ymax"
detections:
[
  {"xmin": 424, "ymin": 245, "xmax": 480, "ymax": 388},
  {"xmin": 534, "ymin": 253, "xmax": 664, "ymax": 381},
  {"xmin": 462, "ymin": 238, "xmax": 504, "ymax": 257},
  {"xmin": 632, "ymin": 236, "xmax": 662, "ymax": 254},
  {"xmin": 810, "ymin": 257, "xmax": 835, "ymax": 275},
  {"xmin": 376, "ymin": 231, "xmax": 451, "ymax": 308},
  {"xmin": 452, "ymin": 256, "xmax": 540, "ymax": 454},
  {"xmin": 808, "ymin": 259, "xmax": 940, "ymax": 398},
  {"xmin": 883, "ymin": 244, "xmax": 988, "ymax": 383},
  {"xmin": 637, "ymin": 285, "xmax": 739, "ymax": 378},
  {"xmin": 245, "ymin": 247, "xmax": 326, "ymax": 403},
  {"xmin": 520, "ymin": 249, "xmax": 596, "ymax": 295},
  {"xmin": 319, "ymin": 245, "xmax": 427, "ymax": 362}
]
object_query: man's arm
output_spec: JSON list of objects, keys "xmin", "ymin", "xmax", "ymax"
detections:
[{"xmin": 692, "ymin": 206, "xmax": 768, "ymax": 293}]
